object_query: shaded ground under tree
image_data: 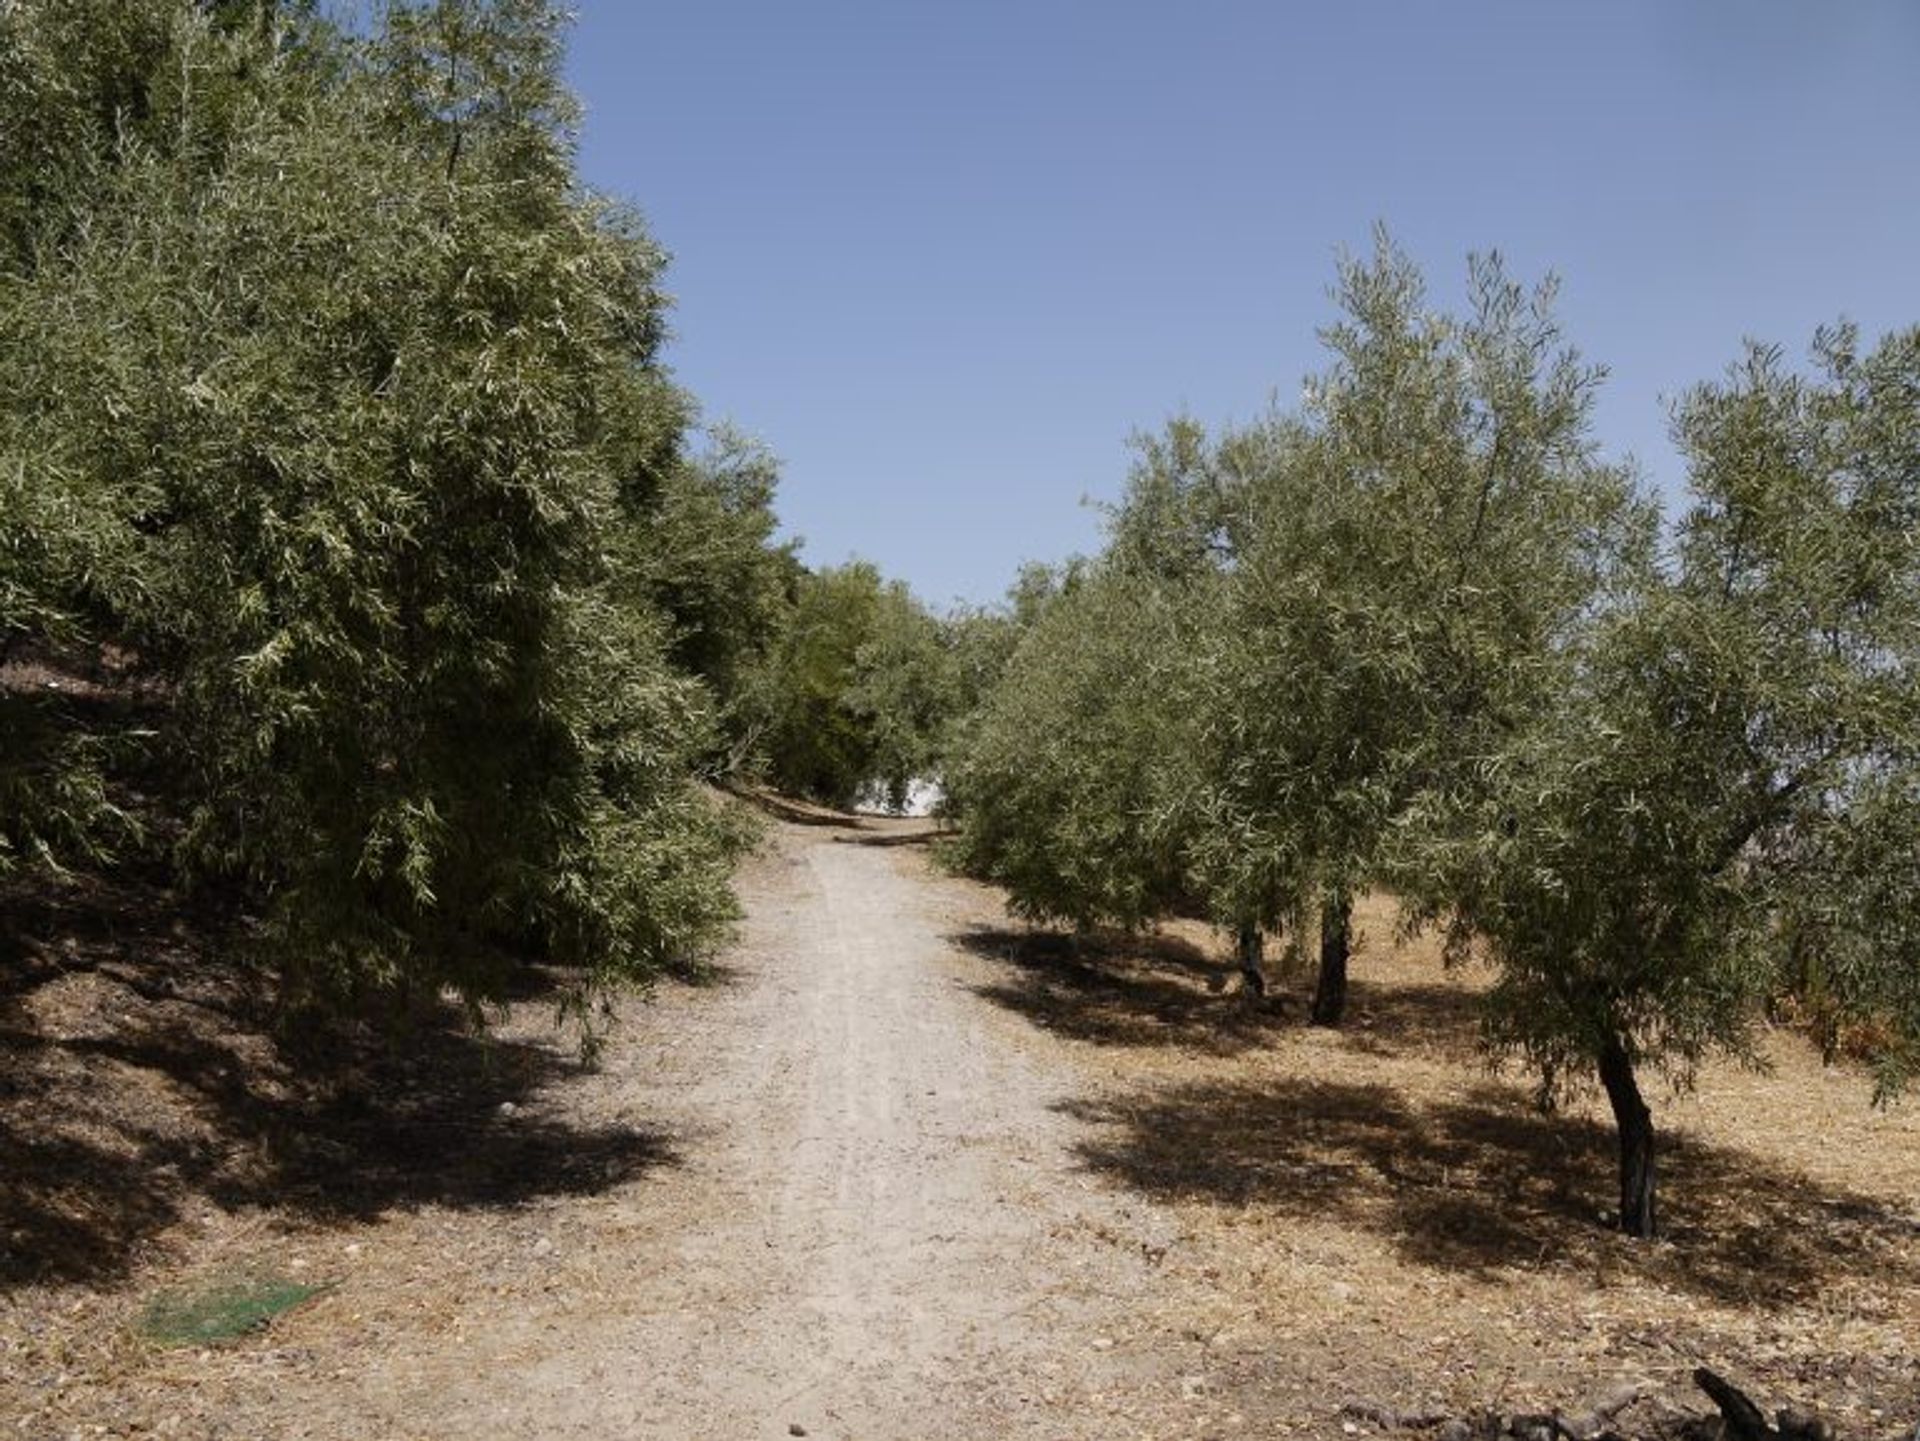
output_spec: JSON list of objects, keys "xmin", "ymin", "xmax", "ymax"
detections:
[
  {"xmin": 955, "ymin": 916, "xmax": 1920, "ymax": 1317},
  {"xmin": 0, "ymin": 868, "xmax": 677, "ymax": 1290},
  {"xmin": 1059, "ymin": 1075, "xmax": 1920, "ymax": 1312},
  {"xmin": 954, "ymin": 922, "xmax": 1485, "ymax": 1061}
]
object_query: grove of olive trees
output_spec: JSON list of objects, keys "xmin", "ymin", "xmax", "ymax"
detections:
[
  {"xmin": 940, "ymin": 238, "xmax": 1919, "ymax": 1238},
  {"xmin": 3, "ymin": 2, "xmax": 1912, "ymax": 1258}
]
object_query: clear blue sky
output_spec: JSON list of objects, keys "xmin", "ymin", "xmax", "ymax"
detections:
[{"xmin": 566, "ymin": 2, "xmax": 1920, "ymax": 609}]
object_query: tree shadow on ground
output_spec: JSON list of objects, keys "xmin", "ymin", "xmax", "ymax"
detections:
[
  {"xmin": 1059, "ymin": 1076, "xmax": 1920, "ymax": 1311},
  {"xmin": 657, "ymin": 957, "xmax": 747, "ymax": 989},
  {"xmin": 952, "ymin": 925, "xmax": 1296, "ymax": 1056},
  {"xmin": 955, "ymin": 923, "xmax": 1492, "ymax": 1064},
  {"xmin": 0, "ymin": 872, "xmax": 679, "ymax": 1292},
  {"xmin": 1339, "ymin": 978, "xmax": 1488, "ymax": 1063}
]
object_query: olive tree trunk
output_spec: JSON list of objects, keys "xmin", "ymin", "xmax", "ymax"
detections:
[
  {"xmin": 1309, "ymin": 888, "xmax": 1352, "ymax": 1026},
  {"xmin": 1598, "ymin": 1032, "xmax": 1657, "ymax": 1238},
  {"xmin": 1235, "ymin": 923, "xmax": 1266, "ymax": 998}
]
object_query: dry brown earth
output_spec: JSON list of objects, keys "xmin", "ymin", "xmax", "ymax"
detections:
[{"xmin": 4, "ymin": 815, "xmax": 1918, "ymax": 1439}]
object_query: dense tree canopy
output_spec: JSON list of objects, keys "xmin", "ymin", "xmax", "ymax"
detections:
[
  {"xmin": 0, "ymin": 0, "xmax": 746, "ymax": 1020},
  {"xmin": 739, "ymin": 561, "xmax": 963, "ymax": 811},
  {"xmin": 940, "ymin": 557, "xmax": 1207, "ymax": 932}
]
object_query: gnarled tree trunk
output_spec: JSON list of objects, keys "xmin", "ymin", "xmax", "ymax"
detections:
[
  {"xmin": 1598, "ymin": 1031, "xmax": 1656, "ymax": 1238},
  {"xmin": 1310, "ymin": 887, "xmax": 1351, "ymax": 1026}
]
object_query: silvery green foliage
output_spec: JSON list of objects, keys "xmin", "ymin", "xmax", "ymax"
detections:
[
  {"xmin": 0, "ymin": 0, "xmax": 250, "ymax": 876},
  {"xmin": 940, "ymin": 550, "xmax": 1210, "ymax": 932},
  {"xmin": 0, "ymin": 1, "xmax": 745, "ymax": 1013},
  {"xmin": 943, "ymin": 238, "xmax": 1651, "ymax": 963},
  {"xmin": 1432, "ymin": 323, "xmax": 1920, "ymax": 1102},
  {"xmin": 1201, "ymin": 238, "xmax": 1651, "ymax": 960}
]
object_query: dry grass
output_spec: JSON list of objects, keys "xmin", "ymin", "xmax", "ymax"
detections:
[
  {"xmin": 951, "ymin": 889, "xmax": 1920, "ymax": 1437},
  {"xmin": 0, "ymin": 861, "xmax": 683, "ymax": 1437},
  {"xmin": 4, "ymin": 846, "xmax": 1917, "ymax": 1439}
]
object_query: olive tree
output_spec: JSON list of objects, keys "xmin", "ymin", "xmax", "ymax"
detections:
[
  {"xmin": 0, "ymin": 0, "xmax": 747, "ymax": 1019},
  {"xmin": 742, "ymin": 562, "xmax": 957, "ymax": 809},
  {"xmin": 1428, "ymin": 323, "xmax": 1920, "ymax": 1236},
  {"xmin": 0, "ymin": 0, "xmax": 282, "ymax": 875},
  {"xmin": 941, "ymin": 559, "xmax": 1210, "ymax": 935},
  {"xmin": 845, "ymin": 582, "xmax": 960, "ymax": 809},
  {"xmin": 1199, "ymin": 237, "xmax": 1649, "ymax": 1024},
  {"xmin": 617, "ymin": 423, "xmax": 799, "ymax": 776}
]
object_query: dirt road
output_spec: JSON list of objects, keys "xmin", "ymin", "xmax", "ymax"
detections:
[
  {"xmin": 16, "ymin": 815, "xmax": 1918, "ymax": 1439},
  {"xmin": 119, "ymin": 818, "xmax": 1204, "ymax": 1440},
  {"xmin": 467, "ymin": 820, "xmax": 1193, "ymax": 1439}
]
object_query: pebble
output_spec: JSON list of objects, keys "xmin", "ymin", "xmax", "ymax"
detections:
[{"xmin": 788, "ymin": 1426, "xmax": 807, "ymax": 1438}]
